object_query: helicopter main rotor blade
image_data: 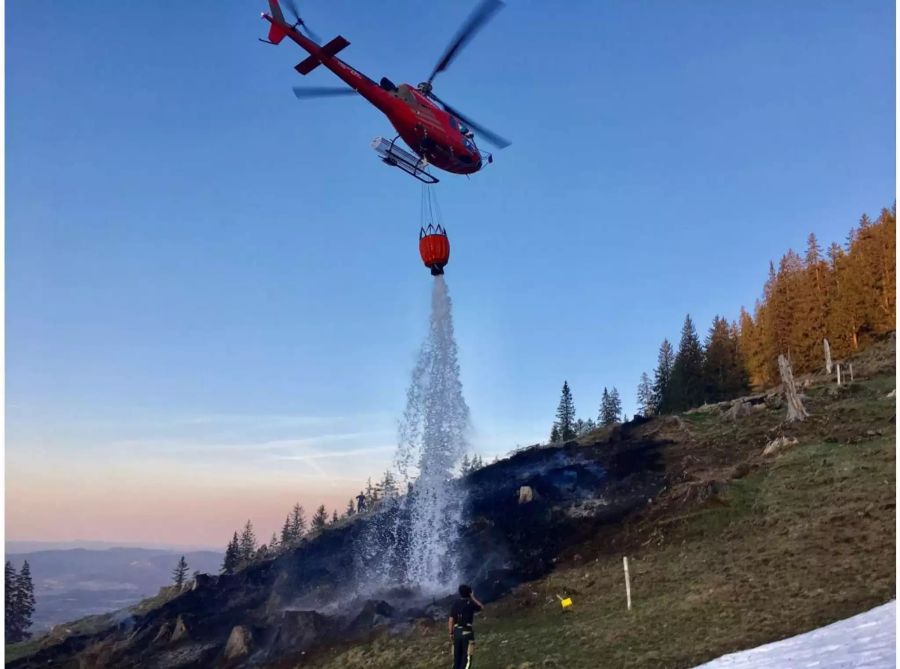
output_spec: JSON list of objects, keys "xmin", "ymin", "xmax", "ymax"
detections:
[
  {"xmin": 292, "ymin": 86, "xmax": 357, "ymax": 99},
  {"xmin": 426, "ymin": 0, "xmax": 504, "ymax": 86},
  {"xmin": 429, "ymin": 91, "xmax": 511, "ymax": 149}
]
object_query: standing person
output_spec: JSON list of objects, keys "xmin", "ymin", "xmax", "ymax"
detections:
[
  {"xmin": 448, "ymin": 584, "xmax": 483, "ymax": 669},
  {"xmin": 356, "ymin": 491, "xmax": 367, "ymax": 513}
]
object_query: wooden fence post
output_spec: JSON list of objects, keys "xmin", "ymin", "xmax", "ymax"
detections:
[{"xmin": 623, "ymin": 556, "xmax": 632, "ymax": 611}]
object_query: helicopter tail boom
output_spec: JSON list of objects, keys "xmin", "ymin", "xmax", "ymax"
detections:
[{"xmin": 263, "ymin": 0, "xmax": 289, "ymax": 44}]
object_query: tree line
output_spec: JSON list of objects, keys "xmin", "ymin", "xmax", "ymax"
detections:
[
  {"xmin": 550, "ymin": 381, "xmax": 625, "ymax": 442},
  {"xmin": 739, "ymin": 207, "xmax": 895, "ymax": 386},
  {"xmin": 5, "ymin": 561, "xmax": 35, "ymax": 643},
  {"xmin": 216, "ymin": 452, "xmax": 492, "ymax": 574},
  {"xmin": 550, "ymin": 205, "xmax": 895, "ymax": 429}
]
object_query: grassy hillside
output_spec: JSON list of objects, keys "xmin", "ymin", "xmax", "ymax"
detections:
[{"xmin": 308, "ymin": 338, "xmax": 896, "ymax": 669}]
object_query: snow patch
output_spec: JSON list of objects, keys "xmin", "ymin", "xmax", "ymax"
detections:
[{"xmin": 694, "ymin": 601, "xmax": 895, "ymax": 668}]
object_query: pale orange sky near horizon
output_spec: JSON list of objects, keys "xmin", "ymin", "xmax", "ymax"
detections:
[
  {"xmin": 6, "ymin": 453, "xmax": 379, "ymax": 548},
  {"xmin": 6, "ymin": 411, "xmax": 543, "ymax": 548}
]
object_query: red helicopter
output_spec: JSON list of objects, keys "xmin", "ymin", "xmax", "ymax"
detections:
[{"xmin": 261, "ymin": 0, "xmax": 510, "ymax": 184}]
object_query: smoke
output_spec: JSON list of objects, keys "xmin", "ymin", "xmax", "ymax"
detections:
[{"xmin": 355, "ymin": 276, "xmax": 470, "ymax": 594}]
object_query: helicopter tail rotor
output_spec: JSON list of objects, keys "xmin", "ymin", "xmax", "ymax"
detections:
[{"xmin": 281, "ymin": 0, "xmax": 321, "ymax": 43}]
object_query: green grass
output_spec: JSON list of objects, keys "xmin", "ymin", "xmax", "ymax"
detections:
[{"xmin": 5, "ymin": 639, "xmax": 43, "ymax": 664}]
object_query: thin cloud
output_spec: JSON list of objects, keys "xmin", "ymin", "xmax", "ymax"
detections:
[{"xmin": 271, "ymin": 445, "xmax": 395, "ymax": 461}]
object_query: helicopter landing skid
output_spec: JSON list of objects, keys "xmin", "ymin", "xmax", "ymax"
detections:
[{"xmin": 370, "ymin": 136, "xmax": 439, "ymax": 184}]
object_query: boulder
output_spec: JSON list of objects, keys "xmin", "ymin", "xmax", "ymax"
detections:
[
  {"xmin": 223, "ymin": 625, "xmax": 252, "ymax": 660},
  {"xmin": 170, "ymin": 616, "xmax": 189, "ymax": 643},
  {"xmin": 763, "ymin": 435, "xmax": 798, "ymax": 457},
  {"xmin": 518, "ymin": 486, "xmax": 536, "ymax": 504},
  {"xmin": 192, "ymin": 573, "xmax": 217, "ymax": 591},
  {"xmin": 271, "ymin": 610, "xmax": 331, "ymax": 655},
  {"xmin": 347, "ymin": 599, "xmax": 396, "ymax": 633},
  {"xmin": 725, "ymin": 400, "xmax": 752, "ymax": 420},
  {"xmin": 887, "ymin": 388, "xmax": 896, "ymax": 398},
  {"xmin": 152, "ymin": 623, "xmax": 171, "ymax": 644}
]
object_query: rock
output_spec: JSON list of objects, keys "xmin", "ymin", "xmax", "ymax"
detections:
[
  {"xmin": 763, "ymin": 435, "xmax": 799, "ymax": 457},
  {"xmin": 347, "ymin": 599, "xmax": 396, "ymax": 632},
  {"xmin": 170, "ymin": 616, "xmax": 189, "ymax": 643},
  {"xmin": 764, "ymin": 393, "xmax": 784, "ymax": 409},
  {"xmin": 271, "ymin": 610, "xmax": 332, "ymax": 654},
  {"xmin": 223, "ymin": 625, "xmax": 252, "ymax": 660},
  {"xmin": 518, "ymin": 486, "xmax": 536, "ymax": 504},
  {"xmin": 152, "ymin": 623, "xmax": 171, "ymax": 644},
  {"xmin": 192, "ymin": 573, "xmax": 216, "ymax": 591},
  {"xmin": 725, "ymin": 400, "xmax": 752, "ymax": 420},
  {"xmin": 887, "ymin": 388, "xmax": 896, "ymax": 398}
]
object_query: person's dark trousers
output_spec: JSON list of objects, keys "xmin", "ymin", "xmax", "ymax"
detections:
[{"xmin": 452, "ymin": 626, "xmax": 473, "ymax": 669}]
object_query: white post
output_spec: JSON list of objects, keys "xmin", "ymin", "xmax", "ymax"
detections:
[
  {"xmin": 623, "ymin": 556, "xmax": 632, "ymax": 611},
  {"xmin": 824, "ymin": 338, "xmax": 832, "ymax": 374},
  {"xmin": 849, "ymin": 363, "xmax": 854, "ymax": 382},
  {"xmin": 837, "ymin": 364, "xmax": 842, "ymax": 386}
]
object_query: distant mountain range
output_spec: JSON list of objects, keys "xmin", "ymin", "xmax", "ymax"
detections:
[
  {"xmin": 6, "ymin": 547, "xmax": 223, "ymax": 631},
  {"xmin": 7, "ymin": 540, "xmax": 219, "ymax": 553}
]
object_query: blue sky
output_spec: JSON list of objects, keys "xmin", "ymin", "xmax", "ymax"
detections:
[{"xmin": 6, "ymin": 1, "xmax": 895, "ymax": 546}]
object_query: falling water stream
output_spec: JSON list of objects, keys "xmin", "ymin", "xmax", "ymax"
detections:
[
  {"xmin": 355, "ymin": 275, "xmax": 470, "ymax": 594},
  {"xmin": 396, "ymin": 275, "xmax": 470, "ymax": 589}
]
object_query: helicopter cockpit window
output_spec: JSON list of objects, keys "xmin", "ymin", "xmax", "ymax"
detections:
[
  {"xmin": 463, "ymin": 137, "xmax": 477, "ymax": 152},
  {"xmin": 452, "ymin": 118, "xmax": 471, "ymax": 136}
]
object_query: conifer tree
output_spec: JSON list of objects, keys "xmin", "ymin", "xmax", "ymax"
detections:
[
  {"xmin": 13, "ymin": 561, "xmax": 35, "ymax": 641},
  {"xmin": 269, "ymin": 532, "xmax": 279, "ymax": 552},
  {"xmin": 311, "ymin": 505, "xmax": 328, "ymax": 532},
  {"xmin": 460, "ymin": 454, "xmax": 471, "ymax": 476},
  {"xmin": 670, "ymin": 315, "xmax": 705, "ymax": 411},
  {"xmin": 599, "ymin": 387, "xmax": 615, "ymax": 425},
  {"xmin": 239, "ymin": 520, "xmax": 257, "ymax": 563},
  {"xmin": 574, "ymin": 417, "xmax": 597, "ymax": 435},
  {"xmin": 552, "ymin": 381, "xmax": 577, "ymax": 441},
  {"xmin": 653, "ymin": 339, "xmax": 675, "ymax": 413},
  {"xmin": 703, "ymin": 316, "xmax": 748, "ymax": 402},
  {"xmin": 381, "ymin": 470, "xmax": 398, "ymax": 498},
  {"xmin": 222, "ymin": 532, "xmax": 240, "ymax": 574},
  {"xmin": 5, "ymin": 561, "xmax": 20, "ymax": 642},
  {"xmin": 609, "ymin": 388, "xmax": 622, "ymax": 422},
  {"xmin": 331, "ymin": 509, "xmax": 339, "ymax": 525},
  {"xmin": 637, "ymin": 372, "xmax": 655, "ymax": 416},
  {"xmin": 280, "ymin": 515, "xmax": 292, "ymax": 546},
  {"xmin": 549, "ymin": 423, "xmax": 560, "ymax": 443},
  {"xmin": 288, "ymin": 503, "xmax": 306, "ymax": 542},
  {"xmin": 599, "ymin": 387, "xmax": 623, "ymax": 425},
  {"xmin": 345, "ymin": 498, "xmax": 355, "ymax": 517},
  {"xmin": 172, "ymin": 556, "xmax": 189, "ymax": 588}
]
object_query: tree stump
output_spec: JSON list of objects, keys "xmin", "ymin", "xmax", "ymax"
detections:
[
  {"xmin": 823, "ymin": 338, "xmax": 832, "ymax": 374},
  {"xmin": 778, "ymin": 354, "xmax": 809, "ymax": 422}
]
